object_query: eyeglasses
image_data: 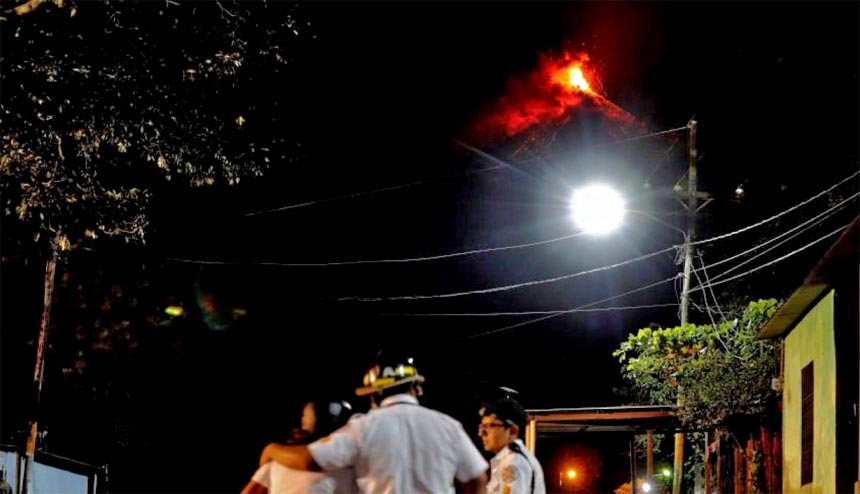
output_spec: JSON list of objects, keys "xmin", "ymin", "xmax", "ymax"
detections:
[{"xmin": 478, "ymin": 422, "xmax": 507, "ymax": 433}]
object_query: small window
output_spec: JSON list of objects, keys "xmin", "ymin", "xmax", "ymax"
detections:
[{"xmin": 801, "ymin": 362, "xmax": 814, "ymax": 485}]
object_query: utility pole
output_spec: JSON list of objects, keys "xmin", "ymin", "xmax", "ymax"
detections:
[
  {"xmin": 19, "ymin": 246, "xmax": 59, "ymax": 494},
  {"xmin": 672, "ymin": 119, "xmax": 697, "ymax": 494},
  {"xmin": 679, "ymin": 119, "xmax": 697, "ymax": 327}
]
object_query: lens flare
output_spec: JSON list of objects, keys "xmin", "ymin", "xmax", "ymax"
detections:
[{"xmin": 164, "ymin": 305, "xmax": 185, "ymax": 317}]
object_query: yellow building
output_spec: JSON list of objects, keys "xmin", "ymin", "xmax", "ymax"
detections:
[{"xmin": 758, "ymin": 218, "xmax": 858, "ymax": 494}]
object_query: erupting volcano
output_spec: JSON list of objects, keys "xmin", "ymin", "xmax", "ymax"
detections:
[{"xmin": 473, "ymin": 51, "xmax": 645, "ymax": 149}]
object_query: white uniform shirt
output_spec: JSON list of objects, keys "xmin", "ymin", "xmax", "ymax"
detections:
[
  {"xmin": 308, "ymin": 394, "xmax": 488, "ymax": 494},
  {"xmin": 486, "ymin": 439, "xmax": 546, "ymax": 494},
  {"xmin": 251, "ymin": 461, "xmax": 355, "ymax": 494}
]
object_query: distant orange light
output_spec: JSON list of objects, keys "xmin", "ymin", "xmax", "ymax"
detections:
[
  {"xmin": 567, "ymin": 469, "xmax": 576, "ymax": 479},
  {"xmin": 568, "ymin": 67, "xmax": 590, "ymax": 91}
]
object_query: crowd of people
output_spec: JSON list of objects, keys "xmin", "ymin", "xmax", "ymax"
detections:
[{"xmin": 243, "ymin": 355, "xmax": 547, "ymax": 494}]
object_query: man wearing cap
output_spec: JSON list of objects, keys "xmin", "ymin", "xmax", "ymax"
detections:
[
  {"xmin": 258, "ymin": 357, "xmax": 488, "ymax": 494},
  {"xmin": 478, "ymin": 398, "xmax": 546, "ymax": 494}
]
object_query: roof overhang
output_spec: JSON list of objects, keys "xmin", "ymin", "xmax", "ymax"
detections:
[
  {"xmin": 756, "ymin": 284, "xmax": 829, "ymax": 339},
  {"xmin": 527, "ymin": 405, "xmax": 681, "ymax": 434},
  {"xmin": 757, "ymin": 217, "xmax": 858, "ymax": 340}
]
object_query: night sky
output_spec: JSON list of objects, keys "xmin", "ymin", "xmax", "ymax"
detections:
[{"xmin": 1, "ymin": 2, "xmax": 858, "ymax": 493}]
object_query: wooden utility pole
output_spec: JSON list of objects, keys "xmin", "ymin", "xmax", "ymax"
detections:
[
  {"xmin": 672, "ymin": 119, "xmax": 697, "ymax": 494},
  {"xmin": 19, "ymin": 247, "xmax": 59, "ymax": 494},
  {"xmin": 679, "ymin": 119, "xmax": 697, "ymax": 328}
]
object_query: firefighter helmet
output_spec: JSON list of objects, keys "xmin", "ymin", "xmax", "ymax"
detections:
[{"xmin": 355, "ymin": 357, "xmax": 425, "ymax": 396}]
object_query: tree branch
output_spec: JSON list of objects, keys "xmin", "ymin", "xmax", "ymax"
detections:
[
  {"xmin": 215, "ymin": 1, "xmax": 236, "ymax": 19},
  {"xmin": 55, "ymin": 134, "xmax": 65, "ymax": 162},
  {"xmin": 6, "ymin": 0, "xmax": 45, "ymax": 16}
]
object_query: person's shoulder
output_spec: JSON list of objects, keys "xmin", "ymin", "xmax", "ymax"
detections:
[
  {"xmin": 506, "ymin": 444, "xmax": 539, "ymax": 471},
  {"xmin": 417, "ymin": 405, "xmax": 468, "ymax": 429},
  {"xmin": 498, "ymin": 448, "xmax": 530, "ymax": 472},
  {"xmin": 339, "ymin": 411, "xmax": 368, "ymax": 429}
]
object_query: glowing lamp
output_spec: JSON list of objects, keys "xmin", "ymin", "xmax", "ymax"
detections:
[{"xmin": 571, "ymin": 184, "xmax": 625, "ymax": 235}]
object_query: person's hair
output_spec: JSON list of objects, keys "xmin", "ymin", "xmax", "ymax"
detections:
[
  {"xmin": 307, "ymin": 400, "xmax": 352, "ymax": 440},
  {"xmin": 482, "ymin": 398, "xmax": 528, "ymax": 435},
  {"xmin": 286, "ymin": 427, "xmax": 311, "ymax": 445}
]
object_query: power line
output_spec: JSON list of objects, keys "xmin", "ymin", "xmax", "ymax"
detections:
[
  {"xmin": 242, "ymin": 178, "xmax": 434, "ymax": 216},
  {"xmin": 167, "ymin": 231, "xmax": 587, "ymax": 267},
  {"xmin": 251, "ymin": 129, "xmax": 698, "ymax": 222},
  {"xmin": 688, "ymin": 223, "xmax": 850, "ymax": 294},
  {"xmin": 165, "ymin": 169, "xmax": 855, "ymax": 305},
  {"xmin": 380, "ymin": 303, "xmax": 677, "ymax": 317},
  {"xmin": 458, "ymin": 276, "xmax": 679, "ymax": 340},
  {"xmin": 453, "ymin": 140, "xmax": 527, "ymax": 177},
  {"xmin": 172, "ymin": 159, "xmax": 855, "ymax": 272},
  {"xmin": 463, "ymin": 221, "xmax": 851, "ymax": 340},
  {"xmin": 692, "ymin": 192, "xmax": 858, "ymax": 273},
  {"xmin": 692, "ymin": 257, "xmax": 720, "ymax": 329},
  {"xmin": 644, "ymin": 137, "xmax": 680, "ymax": 186},
  {"xmin": 703, "ymin": 196, "xmax": 857, "ymax": 284},
  {"xmin": 336, "ymin": 183, "xmax": 854, "ymax": 300},
  {"xmin": 692, "ymin": 254, "xmax": 730, "ymax": 340},
  {"xmin": 691, "ymin": 255, "xmax": 745, "ymax": 360},
  {"xmin": 512, "ymin": 124, "xmax": 688, "ymax": 165},
  {"xmin": 337, "ymin": 246, "xmax": 677, "ymax": 302},
  {"xmin": 242, "ymin": 158, "xmax": 508, "ymax": 217},
  {"xmin": 614, "ymin": 125, "xmax": 689, "ymax": 144},
  {"xmin": 697, "ymin": 253, "xmax": 727, "ymax": 322},
  {"xmin": 691, "ymin": 170, "xmax": 859, "ymax": 246}
]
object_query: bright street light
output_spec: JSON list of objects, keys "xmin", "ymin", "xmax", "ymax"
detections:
[
  {"xmin": 642, "ymin": 482, "xmax": 652, "ymax": 493},
  {"xmin": 570, "ymin": 184, "xmax": 625, "ymax": 235},
  {"xmin": 567, "ymin": 469, "xmax": 576, "ymax": 479},
  {"xmin": 662, "ymin": 468, "xmax": 672, "ymax": 478}
]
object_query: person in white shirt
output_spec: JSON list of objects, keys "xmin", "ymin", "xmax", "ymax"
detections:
[
  {"xmin": 478, "ymin": 398, "xmax": 546, "ymax": 494},
  {"xmin": 258, "ymin": 356, "xmax": 488, "ymax": 494},
  {"xmin": 243, "ymin": 400, "xmax": 356, "ymax": 494}
]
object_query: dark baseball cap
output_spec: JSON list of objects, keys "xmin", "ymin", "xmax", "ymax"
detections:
[{"xmin": 480, "ymin": 397, "xmax": 528, "ymax": 431}]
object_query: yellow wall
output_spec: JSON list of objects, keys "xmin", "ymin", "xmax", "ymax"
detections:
[{"xmin": 783, "ymin": 290, "xmax": 837, "ymax": 494}]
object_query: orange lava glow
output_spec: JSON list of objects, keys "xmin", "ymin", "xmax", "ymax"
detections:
[{"xmin": 474, "ymin": 50, "xmax": 641, "ymax": 141}]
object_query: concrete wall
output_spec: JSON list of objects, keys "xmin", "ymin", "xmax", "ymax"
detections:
[{"xmin": 782, "ymin": 290, "xmax": 836, "ymax": 494}]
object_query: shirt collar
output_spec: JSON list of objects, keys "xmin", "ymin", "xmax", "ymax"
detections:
[
  {"xmin": 379, "ymin": 393, "xmax": 419, "ymax": 407},
  {"xmin": 492, "ymin": 439, "xmax": 526, "ymax": 463}
]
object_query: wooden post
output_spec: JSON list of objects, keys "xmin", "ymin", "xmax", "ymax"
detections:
[
  {"xmin": 647, "ymin": 431, "xmax": 654, "ymax": 482},
  {"xmin": 630, "ymin": 438, "xmax": 638, "ymax": 494},
  {"xmin": 761, "ymin": 426, "xmax": 773, "ymax": 494},
  {"xmin": 745, "ymin": 434, "xmax": 754, "ymax": 494},
  {"xmin": 734, "ymin": 444, "xmax": 743, "ymax": 494},
  {"xmin": 716, "ymin": 430, "xmax": 722, "ymax": 494},
  {"xmin": 526, "ymin": 418, "xmax": 537, "ymax": 454},
  {"xmin": 773, "ymin": 431, "xmax": 782, "ymax": 493},
  {"xmin": 705, "ymin": 431, "xmax": 711, "ymax": 494},
  {"xmin": 673, "ymin": 119, "xmax": 698, "ymax": 494}
]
